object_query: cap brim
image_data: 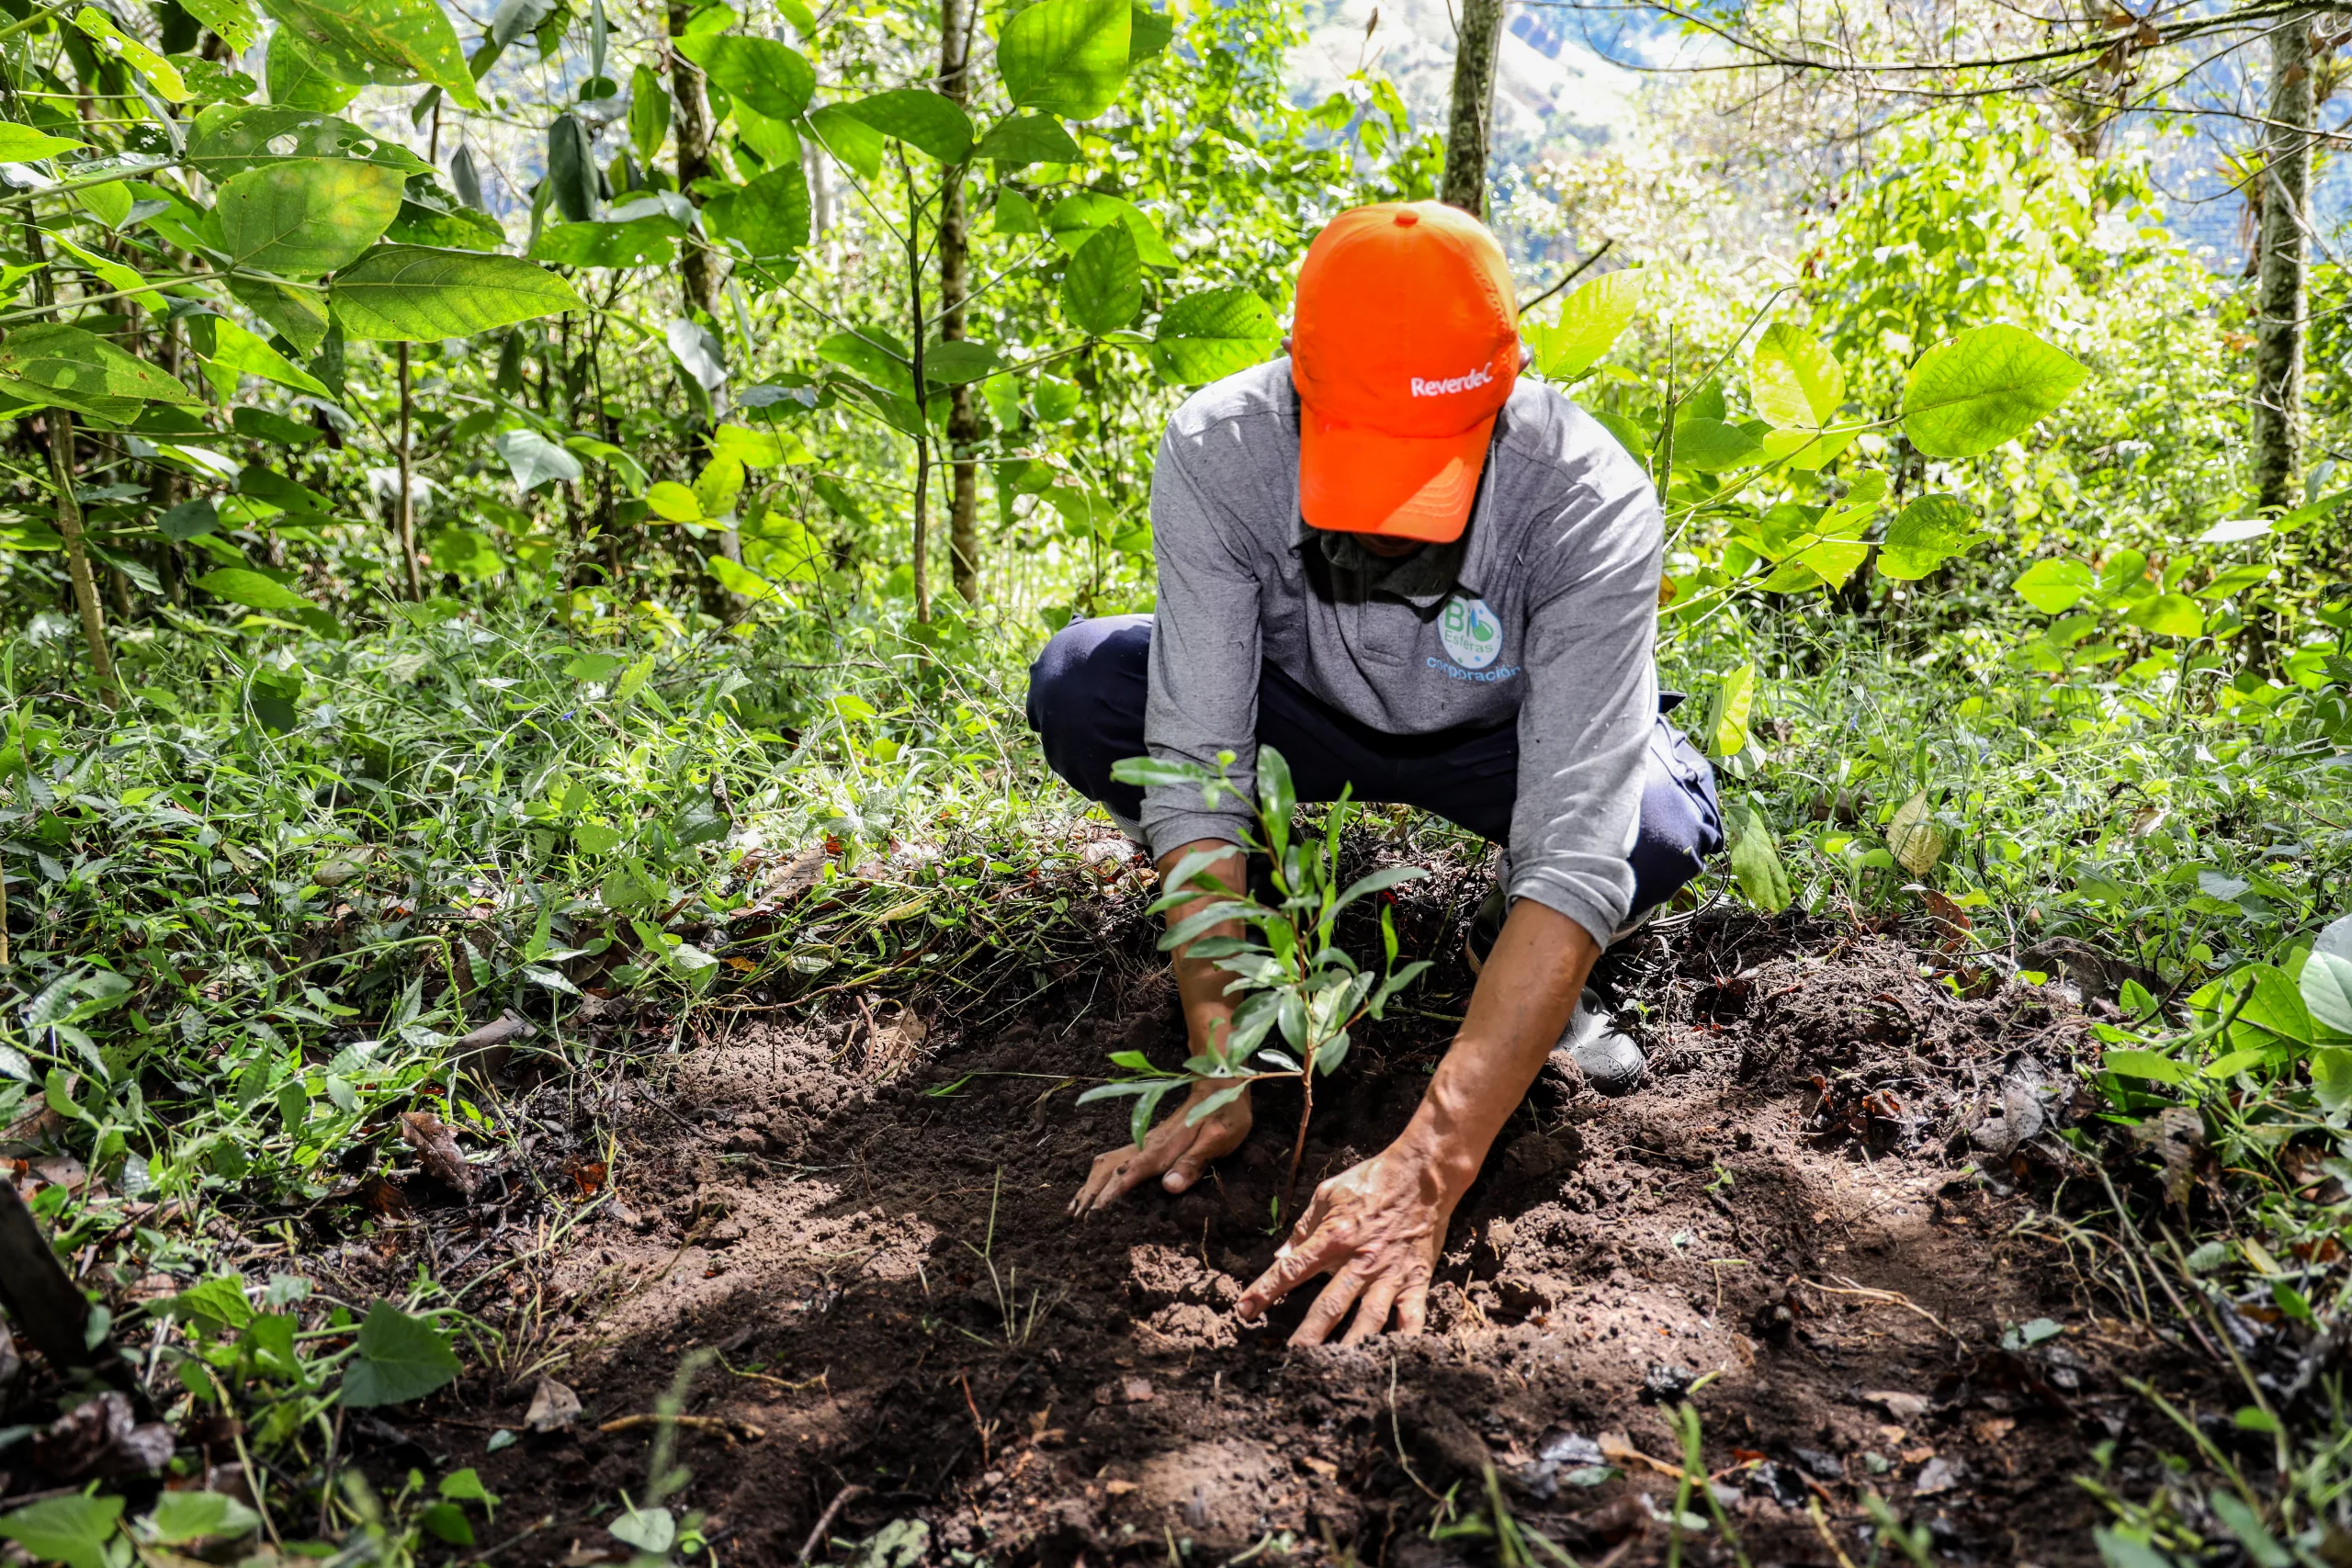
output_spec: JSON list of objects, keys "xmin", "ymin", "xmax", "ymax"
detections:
[{"xmin": 1297, "ymin": 405, "xmax": 1495, "ymax": 543}]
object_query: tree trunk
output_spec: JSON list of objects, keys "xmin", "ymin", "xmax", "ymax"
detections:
[
  {"xmin": 939, "ymin": 0, "xmax": 981, "ymax": 604},
  {"xmin": 902, "ymin": 151, "xmax": 932, "ymax": 624},
  {"xmin": 397, "ymin": 343, "xmax": 422, "ymax": 597},
  {"xmin": 46, "ymin": 412, "xmax": 116, "ymax": 705},
  {"xmin": 667, "ymin": 0, "xmax": 720, "ymax": 320},
  {"xmin": 2253, "ymin": 10, "xmax": 2312, "ymax": 513},
  {"xmin": 1441, "ymin": 0, "xmax": 1506, "ymax": 216}
]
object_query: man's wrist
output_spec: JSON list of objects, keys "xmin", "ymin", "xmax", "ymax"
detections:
[{"xmin": 1391, "ymin": 1093, "xmax": 1489, "ymax": 1200}]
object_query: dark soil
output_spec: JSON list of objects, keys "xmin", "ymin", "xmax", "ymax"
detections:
[{"xmin": 387, "ymin": 834, "xmax": 2209, "ymax": 1566}]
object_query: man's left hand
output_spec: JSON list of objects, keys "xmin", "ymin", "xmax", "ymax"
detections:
[{"xmin": 1236, "ymin": 1135, "xmax": 1465, "ymax": 1346}]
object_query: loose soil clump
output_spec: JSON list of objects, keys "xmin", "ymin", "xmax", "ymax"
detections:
[{"xmin": 388, "ymin": 842, "xmax": 2202, "ymax": 1565}]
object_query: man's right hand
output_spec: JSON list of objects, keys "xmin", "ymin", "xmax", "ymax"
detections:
[{"xmin": 1069, "ymin": 1079, "xmax": 1252, "ymax": 1216}]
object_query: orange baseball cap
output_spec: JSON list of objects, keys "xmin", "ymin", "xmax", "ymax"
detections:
[{"xmin": 1292, "ymin": 201, "xmax": 1521, "ymax": 543}]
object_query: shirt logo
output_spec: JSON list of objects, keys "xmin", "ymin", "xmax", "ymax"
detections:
[
  {"xmin": 1438, "ymin": 596, "xmax": 1501, "ymax": 670},
  {"xmin": 1409, "ymin": 366, "xmax": 1492, "ymax": 398}
]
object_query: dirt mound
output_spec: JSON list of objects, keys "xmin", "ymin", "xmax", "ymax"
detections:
[{"xmin": 395, "ymin": 882, "xmax": 2199, "ymax": 1565}]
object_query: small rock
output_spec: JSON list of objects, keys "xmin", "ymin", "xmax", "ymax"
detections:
[
  {"xmin": 1913, "ymin": 1455, "xmax": 1963, "ymax": 1496},
  {"xmin": 1122, "ymin": 1376, "xmax": 1154, "ymax": 1403},
  {"xmin": 707, "ymin": 1217, "xmax": 747, "ymax": 1246},
  {"xmin": 1790, "ymin": 1446, "xmax": 1845, "ymax": 1482},
  {"xmin": 1860, "ymin": 1389, "xmax": 1930, "ymax": 1422},
  {"xmin": 526, "ymin": 1377, "xmax": 582, "ymax": 1433},
  {"xmin": 1638, "ymin": 1362, "xmax": 1695, "ymax": 1404}
]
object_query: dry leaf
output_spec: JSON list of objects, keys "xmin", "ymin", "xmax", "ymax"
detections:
[
  {"xmin": 399, "ymin": 1111, "xmax": 481, "ymax": 1197},
  {"xmin": 765, "ymin": 846, "xmax": 830, "ymax": 902},
  {"xmin": 1887, "ymin": 790, "xmax": 1947, "ymax": 876},
  {"xmin": 1596, "ymin": 1431, "xmax": 1683, "ymax": 1478},
  {"xmin": 526, "ymin": 1377, "xmax": 582, "ymax": 1432}
]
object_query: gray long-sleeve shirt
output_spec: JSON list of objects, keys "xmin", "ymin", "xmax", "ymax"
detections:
[{"xmin": 1141, "ymin": 358, "xmax": 1663, "ymax": 949}]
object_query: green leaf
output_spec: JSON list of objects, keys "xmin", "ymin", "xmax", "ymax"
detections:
[
  {"xmin": 74, "ymin": 6, "xmax": 188, "ymax": 99},
  {"xmin": 0, "ymin": 323, "xmax": 198, "ymax": 406},
  {"xmin": 922, "ymin": 340, "xmax": 1000, "ymax": 386},
  {"xmin": 494, "ymin": 429, "xmax": 582, "ymax": 492},
  {"xmin": 228, "ymin": 276, "xmax": 331, "ymax": 355},
  {"xmin": 1674, "ymin": 417, "xmax": 1765, "ymax": 472},
  {"xmin": 2012, "ymin": 558, "xmax": 2094, "ymax": 614},
  {"xmin": 332, "ymin": 246, "xmax": 587, "ymax": 341},
  {"xmin": 628, "ymin": 62, "xmax": 672, "ymax": 164},
  {"xmin": 645, "ymin": 480, "xmax": 701, "ymax": 523},
  {"xmin": 1706, "ymin": 663, "xmax": 1755, "ymax": 757},
  {"xmin": 547, "ymin": 112, "xmax": 596, "ymax": 224},
  {"xmin": 341, "ymin": 1300, "xmax": 461, "ymax": 1407},
  {"xmin": 1901, "ymin": 323, "xmax": 2088, "ymax": 458},
  {"xmin": 819, "ymin": 328, "xmax": 912, "ymax": 400},
  {"xmin": 707, "ymin": 554, "xmax": 783, "ymax": 605},
  {"xmin": 1045, "ymin": 191, "xmax": 1174, "ymax": 266},
  {"xmin": 838, "ymin": 89, "xmax": 973, "ymax": 164},
  {"xmin": 2121, "ymin": 592, "xmax": 2205, "ymax": 638},
  {"xmin": 609, "ymin": 1507, "xmax": 675, "ymax": 1554},
  {"xmin": 974, "ymin": 112, "xmax": 1080, "ymax": 167},
  {"xmin": 0, "ymin": 1494, "xmax": 124, "ymax": 1568},
  {"xmin": 1727, "ymin": 807, "xmax": 1792, "ymax": 914},
  {"xmin": 805, "ymin": 104, "xmax": 884, "ymax": 181},
  {"xmin": 674, "ymin": 34, "xmax": 813, "ymax": 120},
  {"xmin": 194, "ymin": 567, "xmax": 320, "ymax": 614},
  {"xmin": 1129, "ymin": 1, "xmax": 1173, "ymax": 60},
  {"xmin": 144, "ymin": 1492, "xmax": 260, "ymax": 1546},
  {"xmin": 1151, "ymin": 288, "xmax": 1277, "ymax": 386},
  {"xmin": 705, "ymin": 165, "xmax": 810, "ymax": 264},
  {"xmin": 181, "ymin": 0, "xmax": 259, "ymax": 51},
  {"xmin": 258, "ymin": 0, "xmax": 481, "ymax": 107},
  {"xmin": 387, "ymin": 198, "xmax": 506, "ymax": 251},
  {"xmin": 1750, "ymin": 320, "xmax": 1843, "ymax": 427},
  {"xmin": 528, "ymin": 218, "xmax": 684, "ymax": 269},
  {"xmin": 1061, "ymin": 224, "xmax": 1140, "ymax": 337},
  {"xmin": 0, "ymin": 124, "xmax": 85, "ymax": 161},
  {"xmin": 2102, "ymin": 1048, "xmax": 2188, "ymax": 1085},
  {"xmin": 168, "ymin": 1272, "xmax": 255, "ymax": 1326},
  {"xmin": 1876, "ymin": 493, "xmax": 1980, "ymax": 581},
  {"xmin": 217, "ymin": 158, "xmax": 405, "ymax": 275},
  {"xmin": 2303, "ymin": 950, "xmax": 2352, "ymax": 1040},
  {"xmin": 266, "ymin": 26, "xmax": 358, "ymax": 109},
  {"xmin": 1000, "ymin": 0, "xmax": 1132, "ymax": 118},
  {"xmin": 1528, "ymin": 267, "xmax": 1641, "ymax": 381}
]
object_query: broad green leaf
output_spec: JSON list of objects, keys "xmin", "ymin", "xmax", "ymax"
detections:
[
  {"xmin": 733, "ymin": 102, "xmax": 802, "ymax": 168},
  {"xmin": 258, "ymin": 0, "xmax": 481, "ymax": 108},
  {"xmin": 1750, "ymin": 320, "xmax": 1843, "ymax": 427},
  {"xmin": 628, "ymin": 62, "xmax": 672, "ymax": 164},
  {"xmin": 1150, "ymin": 288, "xmax": 1277, "ymax": 385},
  {"xmin": 0, "ymin": 125, "xmax": 85, "ymax": 161},
  {"xmin": 1761, "ymin": 423, "xmax": 1861, "ymax": 471},
  {"xmin": 0, "ymin": 1495, "xmax": 124, "ymax": 1568},
  {"xmin": 2012, "ymin": 558, "xmax": 2093, "ymax": 614},
  {"xmin": 74, "ymin": 7, "xmax": 188, "ymax": 99},
  {"xmin": 528, "ymin": 219, "xmax": 684, "ymax": 268},
  {"xmin": 609, "ymin": 1507, "xmax": 675, "ymax": 1554},
  {"xmin": 386, "ymin": 198, "xmax": 505, "ymax": 251},
  {"xmin": 838, "ymin": 89, "xmax": 972, "ymax": 164},
  {"xmin": 494, "ymin": 429, "xmax": 582, "ymax": 492},
  {"xmin": 187, "ymin": 106, "xmax": 430, "ymax": 180},
  {"xmin": 1528, "ymin": 267, "xmax": 1641, "ymax": 381},
  {"xmin": 694, "ymin": 455, "xmax": 744, "ymax": 517},
  {"xmin": 2102, "ymin": 1048, "xmax": 2188, "ymax": 1085},
  {"xmin": 181, "ymin": 0, "xmax": 259, "ymax": 51},
  {"xmin": 2122, "ymin": 592, "xmax": 2205, "ymax": 638},
  {"xmin": 217, "ymin": 158, "xmax": 404, "ymax": 275},
  {"xmin": 1727, "ymin": 807, "xmax": 1791, "ymax": 914},
  {"xmin": 2234, "ymin": 963, "xmax": 2313, "ymax": 1047},
  {"xmin": 974, "ymin": 113, "xmax": 1080, "ymax": 167},
  {"xmin": 266, "ymin": 26, "xmax": 359, "ymax": 109},
  {"xmin": 806, "ymin": 104, "xmax": 884, "ymax": 182},
  {"xmin": 227, "ymin": 276, "xmax": 330, "ymax": 355},
  {"xmin": 1672, "ymin": 417, "xmax": 1766, "ymax": 472},
  {"xmin": 1901, "ymin": 323, "xmax": 2087, "ymax": 458},
  {"xmin": 820, "ymin": 329, "xmax": 912, "ymax": 400},
  {"xmin": 1877, "ymin": 493, "xmax": 1980, "ymax": 581},
  {"xmin": 922, "ymin": 340, "xmax": 1000, "ymax": 385},
  {"xmin": 0, "ymin": 323, "xmax": 198, "ymax": 406},
  {"xmin": 2312, "ymin": 1045, "xmax": 2352, "ymax": 1111},
  {"xmin": 144, "ymin": 1491, "xmax": 260, "ymax": 1546},
  {"xmin": 1706, "ymin": 662, "xmax": 1754, "ymax": 757},
  {"xmin": 50, "ymin": 232, "xmax": 155, "ymax": 306},
  {"xmin": 1001, "ymin": 0, "xmax": 1132, "ymax": 118},
  {"xmin": 332, "ymin": 246, "xmax": 586, "ymax": 341},
  {"xmin": 705, "ymin": 166, "xmax": 809, "ymax": 264},
  {"xmin": 708, "ymin": 554, "xmax": 783, "ymax": 604},
  {"xmin": 1060, "ymin": 221, "xmax": 1140, "ymax": 335},
  {"xmin": 194, "ymin": 567, "xmax": 319, "ymax": 613},
  {"xmin": 341, "ymin": 1300, "xmax": 461, "ymax": 1407},
  {"xmin": 674, "ymin": 34, "xmax": 813, "ymax": 120},
  {"xmin": 1045, "ymin": 192, "xmax": 1174, "ymax": 266},
  {"xmin": 2303, "ymin": 950, "xmax": 2352, "ymax": 1040},
  {"xmin": 1130, "ymin": 1, "xmax": 1173, "ymax": 60},
  {"xmin": 645, "ymin": 480, "xmax": 701, "ymax": 522},
  {"xmin": 1887, "ymin": 789, "xmax": 1945, "ymax": 875},
  {"xmin": 547, "ymin": 112, "xmax": 596, "ymax": 224}
]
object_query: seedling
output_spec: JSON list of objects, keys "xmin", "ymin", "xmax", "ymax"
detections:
[{"xmin": 1089, "ymin": 745, "xmax": 1430, "ymax": 1220}]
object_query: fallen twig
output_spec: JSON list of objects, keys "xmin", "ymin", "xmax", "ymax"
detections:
[
  {"xmin": 595, "ymin": 1412, "xmax": 765, "ymax": 1444},
  {"xmin": 1802, "ymin": 1276, "xmax": 1965, "ymax": 1346},
  {"xmin": 797, "ymin": 1483, "xmax": 868, "ymax": 1566}
]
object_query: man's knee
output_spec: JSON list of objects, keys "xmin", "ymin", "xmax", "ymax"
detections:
[
  {"xmin": 1026, "ymin": 615, "xmax": 1153, "ymax": 804},
  {"xmin": 1629, "ymin": 718, "xmax": 1724, "ymax": 912}
]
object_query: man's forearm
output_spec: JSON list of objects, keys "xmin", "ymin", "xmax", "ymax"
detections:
[{"xmin": 1396, "ymin": 898, "xmax": 1597, "ymax": 1186}]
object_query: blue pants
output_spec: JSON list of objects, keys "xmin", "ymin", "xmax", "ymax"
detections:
[{"xmin": 1024, "ymin": 615, "xmax": 1724, "ymax": 919}]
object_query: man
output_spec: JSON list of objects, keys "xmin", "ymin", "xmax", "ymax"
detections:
[{"xmin": 1024, "ymin": 202, "xmax": 1723, "ymax": 1346}]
